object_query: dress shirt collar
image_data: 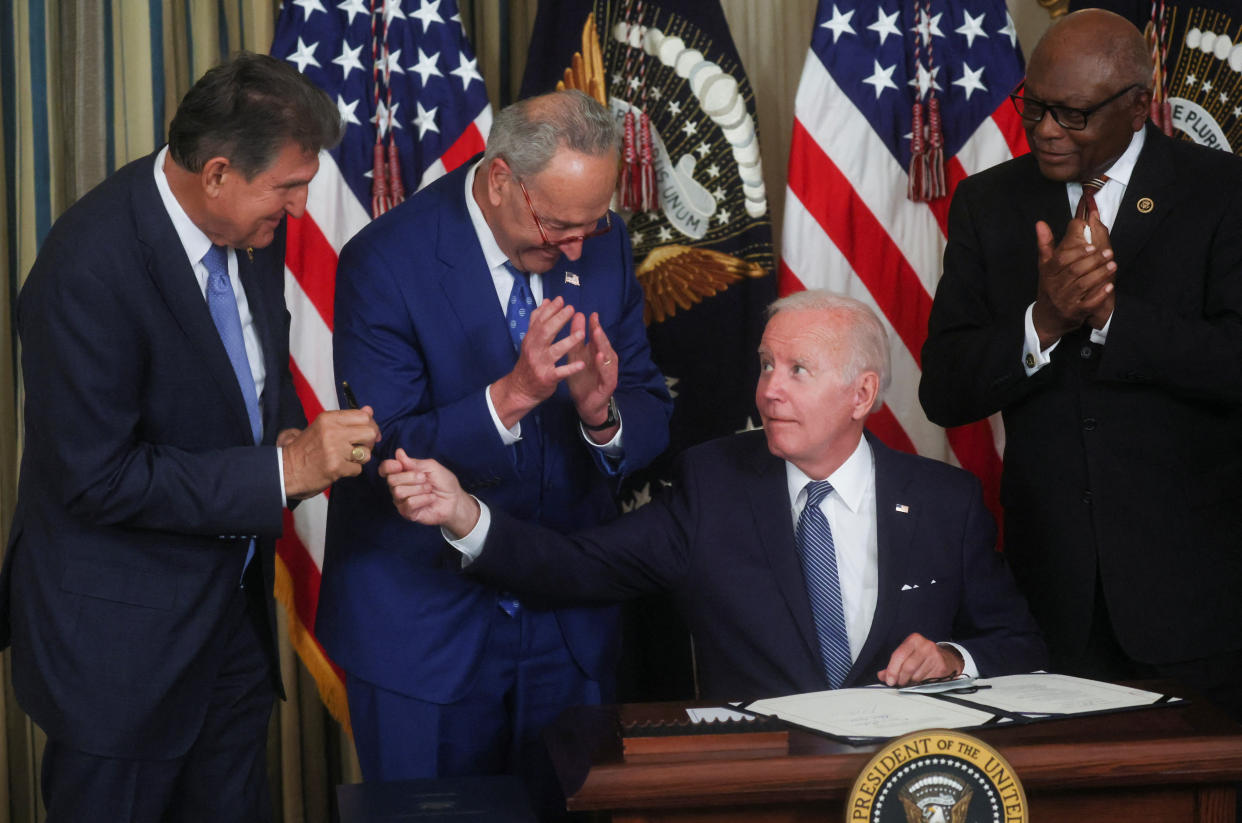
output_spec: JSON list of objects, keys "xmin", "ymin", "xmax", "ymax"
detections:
[
  {"xmin": 1069, "ymin": 127, "xmax": 1144, "ymax": 194},
  {"xmin": 785, "ymin": 435, "xmax": 873, "ymax": 513},
  {"xmin": 464, "ymin": 158, "xmax": 513, "ymax": 273},
  {"xmin": 1098, "ymin": 126, "xmax": 1145, "ymax": 188},
  {"xmin": 153, "ymin": 145, "xmax": 215, "ymax": 269}
]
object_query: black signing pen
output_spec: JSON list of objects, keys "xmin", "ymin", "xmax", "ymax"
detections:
[{"xmin": 340, "ymin": 380, "xmax": 361, "ymax": 410}]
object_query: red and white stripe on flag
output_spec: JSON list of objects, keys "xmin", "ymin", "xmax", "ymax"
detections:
[
  {"xmin": 271, "ymin": 0, "xmax": 492, "ymax": 730},
  {"xmin": 780, "ymin": 0, "xmax": 1028, "ymax": 527}
]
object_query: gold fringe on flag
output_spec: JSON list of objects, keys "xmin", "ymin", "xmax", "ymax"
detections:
[{"xmin": 274, "ymin": 554, "xmax": 353, "ymax": 736}]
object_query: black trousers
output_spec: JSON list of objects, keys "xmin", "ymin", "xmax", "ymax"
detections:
[{"xmin": 41, "ymin": 565, "xmax": 275, "ymax": 823}]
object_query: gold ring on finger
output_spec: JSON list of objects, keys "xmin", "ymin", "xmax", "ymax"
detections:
[{"xmin": 350, "ymin": 445, "xmax": 367, "ymax": 463}]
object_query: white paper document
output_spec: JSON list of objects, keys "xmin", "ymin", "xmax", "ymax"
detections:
[
  {"xmin": 746, "ymin": 688, "xmax": 997, "ymax": 739},
  {"xmin": 740, "ymin": 673, "xmax": 1176, "ymax": 741},
  {"xmin": 965, "ymin": 673, "xmax": 1178, "ymax": 716}
]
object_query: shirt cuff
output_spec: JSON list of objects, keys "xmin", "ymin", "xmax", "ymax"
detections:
[
  {"xmin": 578, "ymin": 410, "xmax": 624, "ymax": 457},
  {"xmin": 940, "ymin": 642, "xmax": 979, "ymax": 679},
  {"xmin": 485, "ymin": 385, "xmax": 521, "ymax": 445},
  {"xmin": 276, "ymin": 447, "xmax": 287, "ymax": 508},
  {"xmin": 445, "ymin": 497, "xmax": 491, "ymax": 567},
  {"xmin": 1022, "ymin": 302, "xmax": 1059, "ymax": 375},
  {"xmin": 1089, "ymin": 310, "xmax": 1113, "ymax": 345}
]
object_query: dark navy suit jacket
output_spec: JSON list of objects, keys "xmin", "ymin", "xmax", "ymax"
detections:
[
  {"xmin": 319, "ymin": 159, "xmax": 671, "ymax": 702},
  {"xmin": 468, "ymin": 431, "xmax": 1048, "ymax": 701},
  {"xmin": 1, "ymin": 153, "xmax": 303, "ymax": 758}
]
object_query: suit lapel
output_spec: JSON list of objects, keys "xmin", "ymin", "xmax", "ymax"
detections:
[
  {"xmin": 744, "ymin": 441, "xmax": 825, "ymax": 673},
  {"xmin": 1109, "ymin": 125, "xmax": 1175, "ymax": 277},
  {"xmin": 845, "ymin": 435, "xmax": 916, "ymax": 686},
  {"xmin": 435, "ymin": 167, "xmax": 519, "ymax": 373},
  {"xmin": 133, "ymin": 155, "xmax": 256, "ymax": 443}
]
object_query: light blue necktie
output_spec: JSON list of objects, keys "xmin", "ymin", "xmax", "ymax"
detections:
[
  {"xmin": 504, "ymin": 261, "xmax": 535, "ymax": 352},
  {"xmin": 202, "ymin": 244, "xmax": 260, "ymax": 577},
  {"xmin": 796, "ymin": 480, "xmax": 853, "ymax": 688}
]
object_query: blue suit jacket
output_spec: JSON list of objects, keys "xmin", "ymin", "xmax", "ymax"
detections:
[
  {"xmin": 1, "ymin": 154, "xmax": 303, "ymax": 758},
  {"xmin": 319, "ymin": 159, "xmax": 671, "ymax": 702},
  {"xmin": 469, "ymin": 431, "xmax": 1048, "ymax": 701}
]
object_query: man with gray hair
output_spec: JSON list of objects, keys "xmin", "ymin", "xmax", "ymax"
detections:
[
  {"xmin": 381, "ymin": 291, "xmax": 1046, "ymax": 703},
  {"xmin": 319, "ymin": 89, "xmax": 671, "ymax": 793}
]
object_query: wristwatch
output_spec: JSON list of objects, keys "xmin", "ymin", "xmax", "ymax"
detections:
[{"xmin": 582, "ymin": 396, "xmax": 619, "ymax": 432}]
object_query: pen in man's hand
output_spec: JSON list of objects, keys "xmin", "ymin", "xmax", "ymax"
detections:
[{"xmin": 341, "ymin": 380, "xmax": 360, "ymax": 410}]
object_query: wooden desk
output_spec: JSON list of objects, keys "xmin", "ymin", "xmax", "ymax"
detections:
[{"xmin": 544, "ymin": 689, "xmax": 1242, "ymax": 822}]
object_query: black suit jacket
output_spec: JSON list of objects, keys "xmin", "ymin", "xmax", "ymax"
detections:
[
  {"xmin": 1, "ymin": 153, "xmax": 305, "ymax": 758},
  {"xmin": 920, "ymin": 125, "xmax": 1242, "ymax": 665},
  {"xmin": 468, "ymin": 431, "xmax": 1046, "ymax": 702}
]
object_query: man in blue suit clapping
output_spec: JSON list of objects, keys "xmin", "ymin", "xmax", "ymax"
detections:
[{"xmin": 319, "ymin": 89, "xmax": 672, "ymax": 798}]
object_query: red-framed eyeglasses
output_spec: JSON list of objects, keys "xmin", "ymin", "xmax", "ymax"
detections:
[{"xmin": 517, "ymin": 179, "xmax": 612, "ymax": 249}]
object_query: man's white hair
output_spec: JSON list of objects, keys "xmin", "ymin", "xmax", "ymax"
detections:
[{"xmin": 766, "ymin": 290, "xmax": 892, "ymax": 411}]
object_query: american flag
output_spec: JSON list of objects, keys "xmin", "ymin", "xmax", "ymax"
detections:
[
  {"xmin": 269, "ymin": 0, "xmax": 491, "ymax": 726},
  {"xmin": 780, "ymin": 0, "xmax": 1027, "ymax": 522}
]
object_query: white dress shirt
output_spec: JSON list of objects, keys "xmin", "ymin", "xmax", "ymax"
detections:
[
  {"xmin": 463, "ymin": 161, "xmax": 621, "ymax": 454},
  {"xmin": 1022, "ymin": 127, "xmax": 1146, "ymax": 374},
  {"xmin": 784, "ymin": 437, "xmax": 976, "ymax": 677},
  {"xmin": 153, "ymin": 146, "xmax": 285, "ymax": 503}
]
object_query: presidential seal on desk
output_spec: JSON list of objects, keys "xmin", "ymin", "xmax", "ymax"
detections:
[{"xmin": 845, "ymin": 729, "xmax": 1026, "ymax": 823}]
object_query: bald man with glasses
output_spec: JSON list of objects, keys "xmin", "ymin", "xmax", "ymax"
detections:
[
  {"xmin": 318, "ymin": 90, "xmax": 671, "ymax": 800},
  {"xmin": 921, "ymin": 9, "xmax": 1242, "ymax": 719}
]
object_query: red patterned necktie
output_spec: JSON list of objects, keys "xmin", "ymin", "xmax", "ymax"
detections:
[{"xmin": 1075, "ymin": 175, "xmax": 1109, "ymax": 220}]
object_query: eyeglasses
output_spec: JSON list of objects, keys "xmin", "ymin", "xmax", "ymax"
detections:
[
  {"xmin": 517, "ymin": 179, "xmax": 612, "ymax": 249},
  {"xmin": 1008, "ymin": 81, "xmax": 1142, "ymax": 131}
]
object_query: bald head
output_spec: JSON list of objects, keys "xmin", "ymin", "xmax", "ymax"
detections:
[{"xmin": 1031, "ymin": 9, "xmax": 1153, "ymax": 91}]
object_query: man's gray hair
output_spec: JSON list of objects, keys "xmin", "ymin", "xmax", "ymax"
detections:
[
  {"xmin": 767, "ymin": 290, "xmax": 892, "ymax": 411},
  {"xmin": 483, "ymin": 89, "xmax": 620, "ymax": 179}
]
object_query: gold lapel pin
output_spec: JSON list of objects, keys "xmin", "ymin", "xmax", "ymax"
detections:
[
  {"xmin": 1136, "ymin": 197, "xmax": 1154, "ymax": 214},
  {"xmin": 246, "ymin": 247, "xmax": 254, "ymax": 261}
]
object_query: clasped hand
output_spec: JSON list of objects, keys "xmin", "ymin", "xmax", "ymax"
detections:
[
  {"xmin": 490, "ymin": 296, "xmax": 619, "ymax": 430},
  {"xmin": 1031, "ymin": 213, "xmax": 1116, "ymax": 348}
]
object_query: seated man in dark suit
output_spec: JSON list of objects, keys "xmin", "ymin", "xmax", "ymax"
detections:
[{"xmin": 380, "ymin": 291, "xmax": 1047, "ymax": 700}]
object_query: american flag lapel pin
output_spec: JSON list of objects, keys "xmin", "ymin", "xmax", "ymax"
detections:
[
  {"xmin": 895, "ymin": 504, "xmax": 909, "ymax": 514},
  {"xmin": 565, "ymin": 272, "xmax": 580, "ymax": 286}
]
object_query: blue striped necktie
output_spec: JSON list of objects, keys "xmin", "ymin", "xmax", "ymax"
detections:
[{"xmin": 796, "ymin": 480, "xmax": 853, "ymax": 688}]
